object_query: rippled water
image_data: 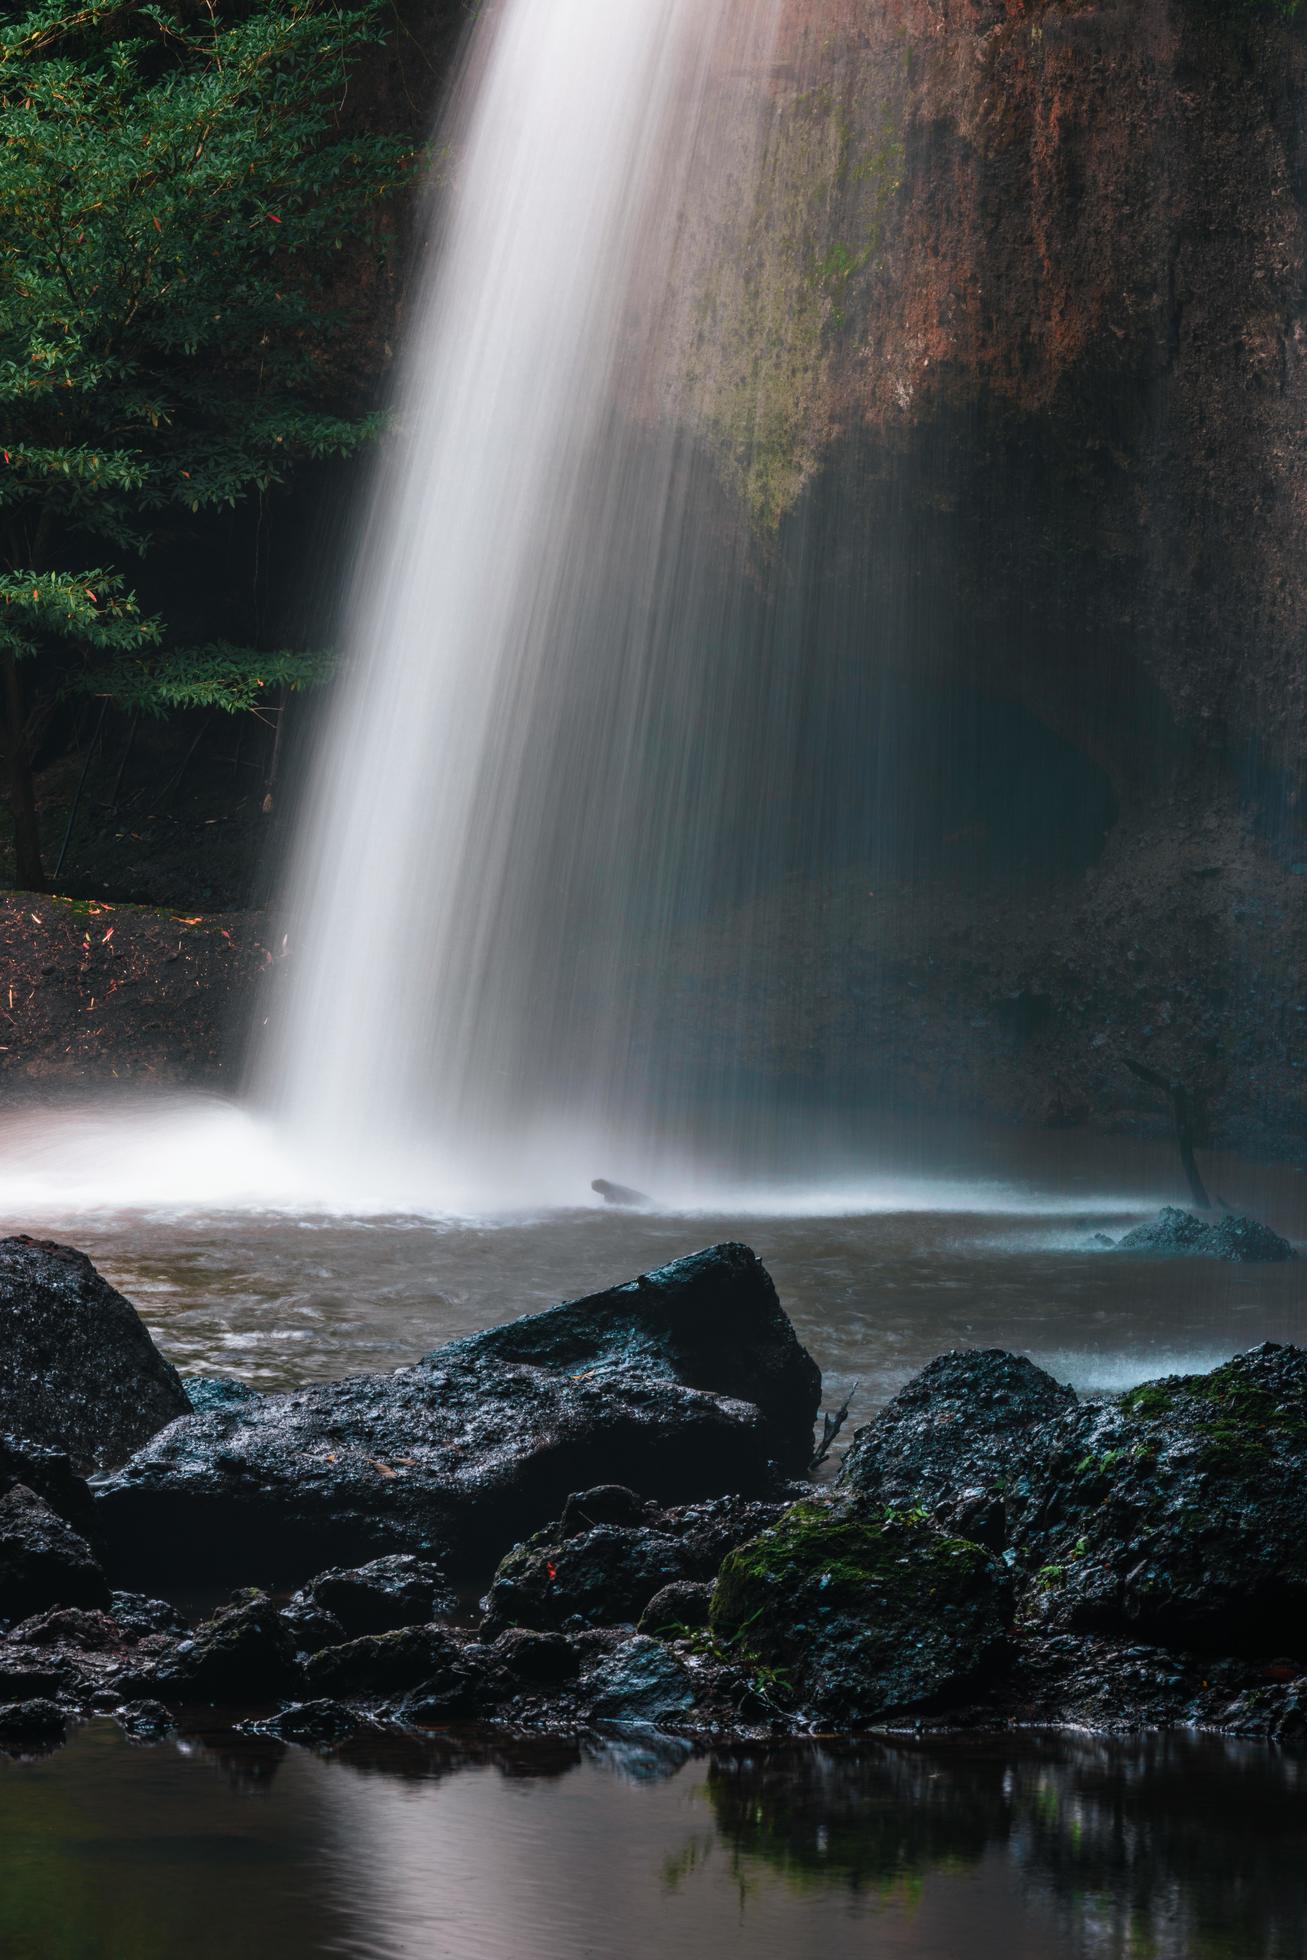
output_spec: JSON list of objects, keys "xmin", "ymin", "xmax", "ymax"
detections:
[
  {"xmin": 0, "ymin": 1725, "xmax": 1302, "ymax": 1960},
  {"xmin": 9, "ymin": 1115, "xmax": 1296, "ymax": 1421}
]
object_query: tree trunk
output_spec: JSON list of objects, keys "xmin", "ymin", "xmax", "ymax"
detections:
[{"xmin": 2, "ymin": 653, "xmax": 47, "ymax": 892}]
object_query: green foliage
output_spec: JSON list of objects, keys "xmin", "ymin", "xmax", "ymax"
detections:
[{"xmin": 0, "ymin": 0, "xmax": 414, "ymax": 715}]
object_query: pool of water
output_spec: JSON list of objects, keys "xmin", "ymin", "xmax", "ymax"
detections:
[
  {"xmin": 0, "ymin": 1723, "xmax": 1302, "ymax": 1959},
  {"xmin": 11, "ymin": 1115, "xmax": 1297, "ymax": 1427},
  {"xmin": 1, "ymin": 1109, "xmax": 1303, "ymax": 1954}
]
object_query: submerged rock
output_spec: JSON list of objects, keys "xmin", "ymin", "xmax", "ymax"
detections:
[
  {"xmin": 0, "ymin": 1237, "xmax": 190, "ymax": 1470},
  {"xmin": 0, "ymin": 1484, "xmax": 109, "ymax": 1626},
  {"xmin": 1014, "ymin": 1343, "xmax": 1307, "ymax": 1652},
  {"xmin": 709, "ymin": 1499, "xmax": 1012, "ymax": 1726},
  {"xmin": 591, "ymin": 1180, "xmax": 652, "ymax": 1208},
  {"xmin": 96, "ymin": 1244, "xmax": 820, "ymax": 1588},
  {"xmin": 1112, "ymin": 1206, "xmax": 1294, "ymax": 1261}
]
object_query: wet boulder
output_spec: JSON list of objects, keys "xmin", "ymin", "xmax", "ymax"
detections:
[
  {"xmin": 1013, "ymin": 1343, "xmax": 1307, "ymax": 1654},
  {"xmin": 96, "ymin": 1244, "xmax": 819, "ymax": 1589},
  {"xmin": 0, "ymin": 1435, "xmax": 94, "ymax": 1534},
  {"xmin": 150, "ymin": 1591, "xmax": 303, "ymax": 1705},
  {"xmin": 709, "ymin": 1499, "xmax": 1012, "ymax": 1726},
  {"xmin": 583, "ymin": 1635, "xmax": 696, "ymax": 1726},
  {"xmin": 0, "ymin": 1237, "xmax": 190, "ymax": 1471},
  {"xmin": 0, "ymin": 1484, "xmax": 109, "ymax": 1625},
  {"xmin": 483, "ymin": 1490, "xmax": 787, "ymax": 1633},
  {"xmin": 0, "ymin": 1697, "xmax": 66, "ymax": 1743},
  {"xmin": 1113, "ymin": 1207, "xmax": 1294, "ymax": 1261},
  {"xmin": 293, "ymin": 1556, "xmax": 456, "ymax": 1639},
  {"xmin": 306, "ymin": 1624, "xmax": 474, "ymax": 1705},
  {"xmin": 638, "ymin": 1581, "xmax": 712, "ymax": 1634},
  {"xmin": 839, "ymin": 1349, "xmax": 1076, "ymax": 1549}
]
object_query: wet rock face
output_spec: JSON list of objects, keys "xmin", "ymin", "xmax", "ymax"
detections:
[
  {"xmin": 1015, "ymin": 1344, "xmax": 1307, "ymax": 1654},
  {"xmin": 1113, "ymin": 1207, "xmax": 1295, "ymax": 1262},
  {"xmin": 710, "ymin": 1500, "xmax": 1012, "ymax": 1726},
  {"xmin": 839, "ymin": 1349, "xmax": 1076, "ymax": 1549},
  {"xmin": 95, "ymin": 1244, "xmax": 819, "ymax": 1589},
  {"xmin": 0, "ymin": 1238, "xmax": 190, "ymax": 1472},
  {"xmin": 0, "ymin": 1484, "xmax": 109, "ymax": 1626}
]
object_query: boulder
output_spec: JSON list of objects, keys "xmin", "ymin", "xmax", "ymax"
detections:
[
  {"xmin": 0, "ymin": 1435, "xmax": 94, "ymax": 1534},
  {"xmin": 0, "ymin": 1697, "xmax": 66, "ymax": 1742},
  {"xmin": 293, "ymin": 1556, "xmax": 455, "ymax": 1639},
  {"xmin": 839, "ymin": 1349, "xmax": 1076, "ymax": 1549},
  {"xmin": 0, "ymin": 1484, "xmax": 109, "ymax": 1625},
  {"xmin": 0, "ymin": 1238, "xmax": 190, "ymax": 1470},
  {"xmin": 149, "ymin": 1591, "xmax": 303, "ymax": 1704},
  {"xmin": 1113, "ymin": 1207, "xmax": 1294, "ymax": 1261},
  {"xmin": 583, "ymin": 1636, "xmax": 696, "ymax": 1726},
  {"xmin": 484, "ymin": 1490, "xmax": 784, "ymax": 1632},
  {"xmin": 96, "ymin": 1244, "xmax": 819, "ymax": 1588},
  {"xmin": 709, "ymin": 1499, "xmax": 1012, "ymax": 1726},
  {"xmin": 306, "ymin": 1624, "xmax": 473, "ymax": 1704},
  {"xmin": 1013, "ymin": 1343, "xmax": 1307, "ymax": 1653},
  {"xmin": 638, "ymin": 1581, "xmax": 712, "ymax": 1635}
]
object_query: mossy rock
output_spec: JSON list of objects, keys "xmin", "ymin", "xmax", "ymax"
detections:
[
  {"xmin": 709, "ymin": 1500, "xmax": 1011, "ymax": 1725},
  {"xmin": 1013, "ymin": 1344, "xmax": 1307, "ymax": 1652}
]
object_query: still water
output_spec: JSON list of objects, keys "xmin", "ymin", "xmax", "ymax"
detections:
[{"xmin": 0, "ymin": 1724, "xmax": 1302, "ymax": 1960}]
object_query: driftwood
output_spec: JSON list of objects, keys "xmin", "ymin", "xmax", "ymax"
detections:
[
  {"xmin": 810, "ymin": 1381, "xmax": 858, "ymax": 1472},
  {"xmin": 1121, "ymin": 1056, "xmax": 1213, "ymax": 1211}
]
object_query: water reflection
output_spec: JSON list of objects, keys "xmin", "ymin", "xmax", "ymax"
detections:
[{"xmin": 0, "ymin": 1725, "xmax": 1301, "ymax": 1959}]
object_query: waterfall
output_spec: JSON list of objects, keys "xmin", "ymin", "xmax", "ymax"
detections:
[{"xmin": 264, "ymin": 0, "xmax": 792, "ymax": 1207}]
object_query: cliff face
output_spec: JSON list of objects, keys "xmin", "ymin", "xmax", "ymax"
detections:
[{"xmin": 651, "ymin": 0, "xmax": 1307, "ymax": 1154}]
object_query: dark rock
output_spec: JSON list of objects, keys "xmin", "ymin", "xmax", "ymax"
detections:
[
  {"xmin": 107, "ymin": 1593, "xmax": 188, "ymax": 1639},
  {"xmin": 279, "ymin": 1600, "xmax": 347, "ymax": 1657},
  {"xmin": 1113, "ymin": 1206, "xmax": 1294, "ymax": 1261},
  {"xmin": 0, "ymin": 1237, "xmax": 190, "ymax": 1471},
  {"xmin": 583, "ymin": 1635, "xmax": 696, "ymax": 1725},
  {"xmin": 840, "ymin": 1349, "xmax": 1076, "ymax": 1549},
  {"xmin": 1013, "ymin": 1343, "xmax": 1307, "ymax": 1653},
  {"xmin": 295, "ymin": 1555, "xmax": 455, "ymax": 1638},
  {"xmin": 1204, "ymin": 1214, "xmax": 1296, "ymax": 1263},
  {"xmin": 0, "ymin": 1484, "xmax": 109, "ymax": 1624},
  {"xmin": 0, "ymin": 1697, "xmax": 66, "ymax": 1741},
  {"xmin": 305, "ymin": 1624, "xmax": 471, "ymax": 1702},
  {"xmin": 487, "ymin": 1525, "xmax": 695, "ymax": 1632},
  {"xmin": 150, "ymin": 1591, "xmax": 303, "ymax": 1704},
  {"xmin": 492, "ymin": 1628, "xmax": 580, "ymax": 1685},
  {"xmin": 591, "ymin": 1180, "xmax": 651, "ymax": 1208},
  {"xmin": 96, "ymin": 1244, "xmax": 819, "ymax": 1588},
  {"xmin": 241, "ymin": 1698, "xmax": 362, "ymax": 1745},
  {"xmin": 638, "ymin": 1581, "xmax": 712, "ymax": 1635},
  {"xmin": 0, "ymin": 1435, "xmax": 95, "ymax": 1533},
  {"xmin": 484, "ymin": 1491, "xmax": 788, "ymax": 1633},
  {"xmin": 115, "ymin": 1698, "xmax": 175, "ymax": 1739},
  {"xmin": 559, "ymin": 1485, "xmax": 651, "ymax": 1534},
  {"xmin": 710, "ymin": 1499, "xmax": 1012, "ymax": 1726},
  {"xmin": 183, "ymin": 1376, "xmax": 263, "ymax": 1415},
  {"xmin": 7, "ymin": 1607, "xmax": 121, "ymax": 1651}
]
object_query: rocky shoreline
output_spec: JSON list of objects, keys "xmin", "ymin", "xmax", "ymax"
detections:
[{"xmin": 0, "ymin": 1234, "xmax": 1302, "ymax": 1756}]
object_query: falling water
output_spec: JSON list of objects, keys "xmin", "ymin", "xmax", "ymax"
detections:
[{"xmin": 264, "ymin": 0, "xmax": 796, "ymax": 1206}]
